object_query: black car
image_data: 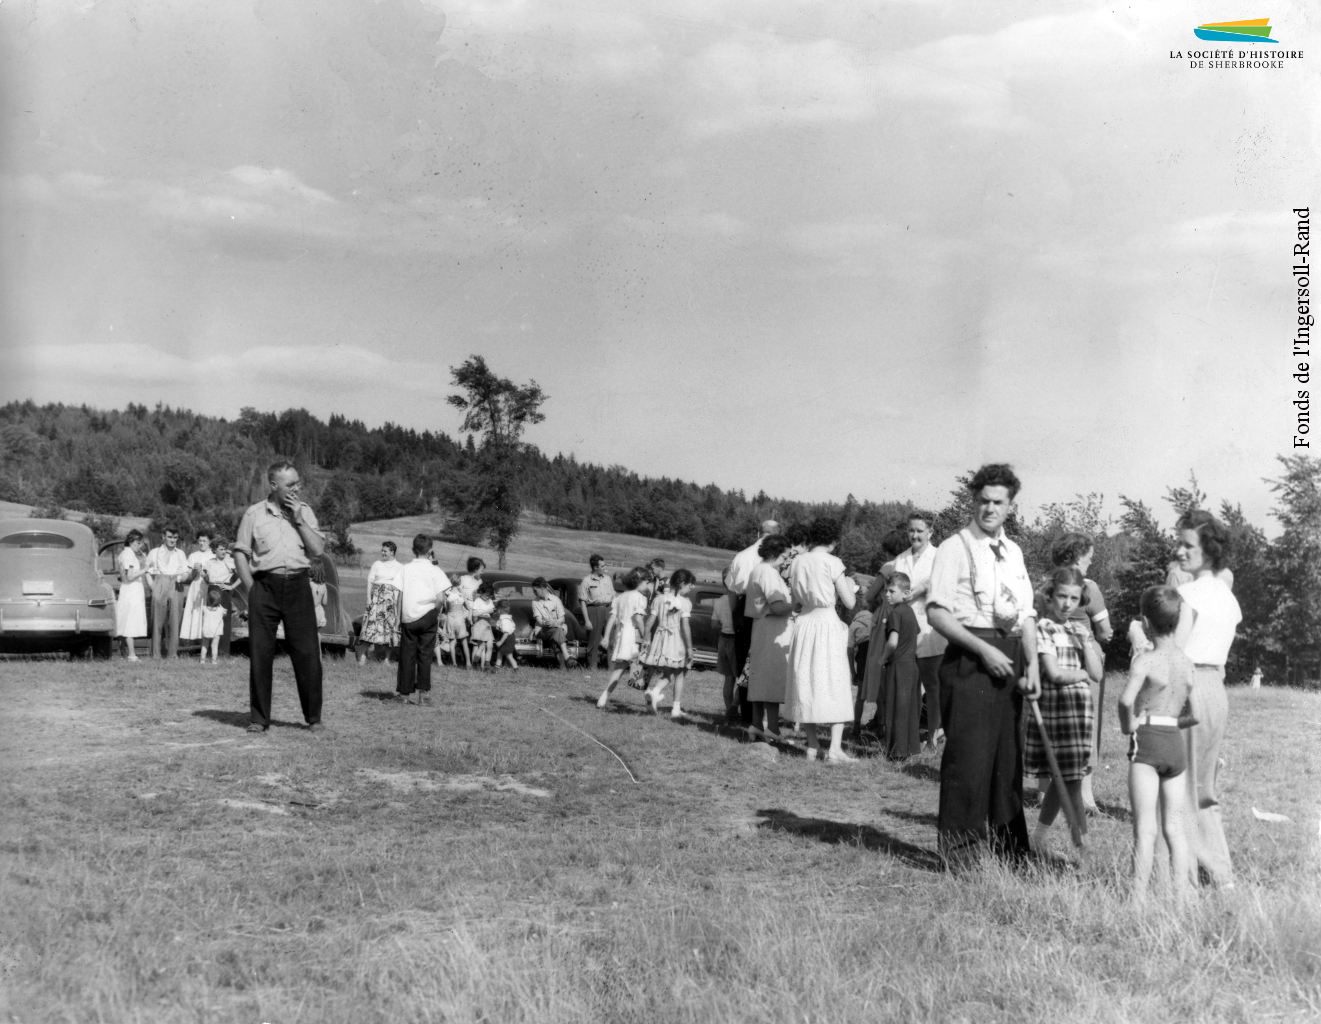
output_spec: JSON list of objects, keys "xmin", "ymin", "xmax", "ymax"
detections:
[{"xmin": 485, "ymin": 572, "xmax": 592, "ymax": 663}]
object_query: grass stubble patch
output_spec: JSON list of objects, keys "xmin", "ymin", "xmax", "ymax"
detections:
[{"xmin": 1, "ymin": 656, "xmax": 1319, "ymax": 1023}]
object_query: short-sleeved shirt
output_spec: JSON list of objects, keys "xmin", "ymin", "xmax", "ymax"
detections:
[
  {"xmin": 580, "ymin": 572, "xmax": 616, "ymax": 605},
  {"xmin": 457, "ymin": 574, "xmax": 482, "ymax": 601},
  {"xmin": 232, "ymin": 499, "xmax": 323, "ymax": 573},
  {"xmin": 892, "ymin": 544, "xmax": 948, "ymax": 658},
  {"xmin": 1178, "ymin": 575, "xmax": 1242, "ymax": 666},
  {"xmin": 710, "ymin": 594, "xmax": 736, "ymax": 635},
  {"xmin": 747, "ymin": 561, "xmax": 793, "ymax": 618},
  {"xmin": 727, "ymin": 539, "xmax": 764, "ymax": 596},
  {"xmin": 398, "ymin": 560, "xmax": 451, "ymax": 623},
  {"xmin": 789, "ymin": 549, "xmax": 847, "ymax": 611},
  {"xmin": 533, "ymin": 593, "xmax": 566, "ymax": 628},
  {"xmin": 495, "ymin": 613, "xmax": 516, "ymax": 635},
  {"xmin": 927, "ymin": 526, "xmax": 1035, "ymax": 632},
  {"xmin": 145, "ymin": 545, "xmax": 189, "ymax": 579},
  {"xmin": 884, "ymin": 602, "xmax": 919, "ymax": 665},
  {"xmin": 612, "ymin": 590, "xmax": 648, "ymax": 628},
  {"xmin": 368, "ymin": 559, "xmax": 404, "ymax": 590},
  {"xmin": 1037, "ymin": 616, "xmax": 1086, "ymax": 677}
]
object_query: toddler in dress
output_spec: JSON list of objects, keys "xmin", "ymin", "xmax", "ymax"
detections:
[{"xmin": 201, "ymin": 585, "xmax": 226, "ymax": 664}]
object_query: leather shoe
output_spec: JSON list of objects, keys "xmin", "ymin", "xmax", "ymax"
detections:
[{"xmin": 246, "ymin": 723, "xmax": 267, "ymax": 734}]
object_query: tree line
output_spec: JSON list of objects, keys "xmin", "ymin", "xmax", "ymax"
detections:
[{"xmin": 2, "ymin": 397, "xmax": 1319, "ymax": 686}]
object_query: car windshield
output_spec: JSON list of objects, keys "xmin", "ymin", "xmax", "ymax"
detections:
[{"xmin": 0, "ymin": 532, "xmax": 75, "ymax": 549}]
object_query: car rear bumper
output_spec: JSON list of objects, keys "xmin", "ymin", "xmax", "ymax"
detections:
[{"xmin": 0, "ymin": 612, "xmax": 115, "ymax": 634}]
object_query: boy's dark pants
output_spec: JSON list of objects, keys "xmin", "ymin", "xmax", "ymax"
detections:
[
  {"xmin": 248, "ymin": 571, "xmax": 322, "ymax": 728},
  {"xmin": 936, "ymin": 631, "xmax": 1030, "ymax": 871},
  {"xmin": 918, "ymin": 654, "xmax": 942, "ymax": 735},
  {"xmin": 397, "ymin": 608, "xmax": 440, "ymax": 695}
]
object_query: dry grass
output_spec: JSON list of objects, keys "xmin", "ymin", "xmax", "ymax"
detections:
[
  {"xmin": 2, "ymin": 658, "xmax": 1318, "ymax": 1023},
  {"xmin": 348, "ymin": 512, "xmax": 737, "ymax": 580}
]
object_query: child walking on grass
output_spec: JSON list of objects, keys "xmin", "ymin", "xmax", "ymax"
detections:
[
  {"xmin": 1028, "ymin": 567, "xmax": 1104, "ymax": 860},
  {"xmin": 596, "ymin": 568, "xmax": 649, "ymax": 709},
  {"xmin": 642, "ymin": 569, "xmax": 696, "ymax": 719},
  {"xmin": 1119, "ymin": 585, "xmax": 1194, "ymax": 904}
]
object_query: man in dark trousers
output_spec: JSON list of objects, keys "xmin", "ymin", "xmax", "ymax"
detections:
[
  {"xmin": 394, "ymin": 533, "xmax": 451, "ymax": 705},
  {"xmin": 233, "ymin": 461, "xmax": 327, "ymax": 734},
  {"xmin": 578, "ymin": 554, "xmax": 615, "ymax": 670},
  {"xmin": 925, "ymin": 464, "xmax": 1040, "ymax": 871}
]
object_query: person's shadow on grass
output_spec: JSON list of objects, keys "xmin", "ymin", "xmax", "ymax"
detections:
[
  {"xmin": 900, "ymin": 761, "xmax": 942, "ymax": 784},
  {"xmin": 756, "ymin": 808, "xmax": 943, "ymax": 872},
  {"xmin": 359, "ymin": 689, "xmax": 399, "ymax": 701},
  {"xmin": 192, "ymin": 709, "xmax": 301, "ymax": 730}
]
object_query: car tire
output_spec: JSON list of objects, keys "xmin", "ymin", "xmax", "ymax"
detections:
[{"xmin": 90, "ymin": 636, "xmax": 113, "ymax": 660}]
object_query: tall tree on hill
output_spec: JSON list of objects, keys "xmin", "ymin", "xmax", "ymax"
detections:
[{"xmin": 447, "ymin": 355, "xmax": 547, "ymax": 569}]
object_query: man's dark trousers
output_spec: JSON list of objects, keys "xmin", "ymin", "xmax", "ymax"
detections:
[
  {"xmin": 248, "ymin": 570, "xmax": 322, "ymax": 728},
  {"xmin": 732, "ymin": 593, "xmax": 755, "ymax": 725},
  {"xmin": 936, "ymin": 632, "xmax": 1030, "ymax": 871},
  {"xmin": 397, "ymin": 608, "xmax": 440, "ymax": 696},
  {"xmin": 585, "ymin": 604, "xmax": 611, "ymax": 669}
]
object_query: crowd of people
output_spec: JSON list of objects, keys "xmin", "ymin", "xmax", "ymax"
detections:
[{"xmin": 108, "ymin": 459, "xmax": 1245, "ymax": 896}]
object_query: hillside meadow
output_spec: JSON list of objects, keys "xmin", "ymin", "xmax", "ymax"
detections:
[{"xmin": 2, "ymin": 656, "xmax": 1319, "ymax": 1023}]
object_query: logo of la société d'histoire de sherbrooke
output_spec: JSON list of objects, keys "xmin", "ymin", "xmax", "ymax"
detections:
[{"xmin": 1193, "ymin": 18, "xmax": 1278, "ymax": 43}]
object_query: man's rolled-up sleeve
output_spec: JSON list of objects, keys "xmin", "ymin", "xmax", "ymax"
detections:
[
  {"xmin": 232, "ymin": 509, "xmax": 257, "ymax": 560},
  {"xmin": 926, "ymin": 541, "xmax": 961, "ymax": 614},
  {"xmin": 300, "ymin": 504, "xmax": 325, "ymax": 541}
]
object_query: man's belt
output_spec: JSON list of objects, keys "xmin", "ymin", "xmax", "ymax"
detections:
[{"xmin": 254, "ymin": 568, "xmax": 309, "ymax": 579}]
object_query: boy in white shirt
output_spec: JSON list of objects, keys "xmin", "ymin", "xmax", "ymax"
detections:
[{"xmin": 394, "ymin": 533, "xmax": 451, "ymax": 705}]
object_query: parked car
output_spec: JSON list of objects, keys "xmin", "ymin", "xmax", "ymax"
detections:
[
  {"xmin": 97, "ymin": 541, "xmax": 355, "ymax": 658},
  {"xmin": 685, "ymin": 582, "xmax": 726, "ymax": 670},
  {"xmin": 1, "ymin": 518, "xmax": 117, "ymax": 658}
]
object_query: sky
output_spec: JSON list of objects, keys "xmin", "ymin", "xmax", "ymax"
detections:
[{"xmin": 1, "ymin": 0, "xmax": 1316, "ymax": 533}]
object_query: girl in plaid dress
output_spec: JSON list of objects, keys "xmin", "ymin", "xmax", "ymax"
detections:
[{"xmin": 1028, "ymin": 567, "xmax": 1104, "ymax": 857}]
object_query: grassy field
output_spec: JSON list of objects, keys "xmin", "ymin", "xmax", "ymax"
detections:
[
  {"xmin": 348, "ymin": 512, "xmax": 737, "ymax": 581},
  {"xmin": 2, "ymin": 658, "xmax": 1319, "ymax": 1023}
]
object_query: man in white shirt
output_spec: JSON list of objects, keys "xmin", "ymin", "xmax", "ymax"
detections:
[
  {"xmin": 394, "ymin": 534, "xmax": 451, "ymax": 705},
  {"xmin": 726, "ymin": 519, "xmax": 778, "ymax": 725},
  {"xmin": 145, "ymin": 527, "xmax": 189, "ymax": 659},
  {"xmin": 892, "ymin": 511, "xmax": 949, "ymax": 751},
  {"xmin": 926, "ymin": 465, "xmax": 1040, "ymax": 872}
]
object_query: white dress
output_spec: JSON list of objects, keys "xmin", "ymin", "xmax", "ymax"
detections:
[
  {"xmin": 114, "ymin": 548, "xmax": 147, "ymax": 638},
  {"xmin": 784, "ymin": 549, "xmax": 853, "ymax": 724},
  {"xmin": 179, "ymin": 550, "xmax": 212, "ymax": 639},
  {"xmin": 609, "ymin": 590, "xmax": 648, "ymax": 663}
]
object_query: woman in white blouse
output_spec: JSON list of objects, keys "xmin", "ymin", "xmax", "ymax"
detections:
[
  {"xmin": 358, "ymin": 541, "xmax": 403, "ymax": 663},
  {"xmin": 1172, "ymin": 510, "xmax": 1241, "ymax": 889}
]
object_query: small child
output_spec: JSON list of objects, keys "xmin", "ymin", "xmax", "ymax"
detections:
[
  {"xmin": 200, "ymin": 585, "xmax": 226, "ymax": 664},
  {"xmin": 1028, "ymin": 567, "xmax": 1104, "ymax": 859},
  {"xmin": 440, "ymin": 586, "xmax": 470, "ymax": 668},
  {"xmin": 1119, "ymin": 585, "xmax": 1194, "ymax": 903},
  {"xmin": 468, "ymin": 582, "xmax": 496, "ymax": 669},
  {"xmin": 309, "ymin": 562, "xmax": 328, "ymax": 630},
  {"xmin": 642, "ymin": 569, "xmax": 696, "ymax": 719},
  {"xmin": 491, "ymin": 599, "xmax": 519, "ymax": 670},
  {"xmin": 876, "ymin": 573, "xmax": 921, "ymax": 759},
  {"xmin": 596, "ymin": 568, "xmax": 649, "ymax": 709},
  {"xmin": 711, "ymin": 567, "xmax": 739, "ymax": 724}
]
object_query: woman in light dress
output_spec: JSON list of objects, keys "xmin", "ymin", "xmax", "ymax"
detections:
[
  {"xmin": 745, "ymin": 535, "xmax": 795, "ymax": 740},
  {"xmin": 359, "ymin": 541, "xmax": 403, "ymax": 663},
  {"xmin": 179, "ymin": 530, "xmax": 216, "ymax": 641},
  {"xmin": 114, "ymin": 530, "xmax": 148, "ymax": 660},
  {"xmin": 785, "ymin": 516, "xmax": 858, "ymax": 761}
]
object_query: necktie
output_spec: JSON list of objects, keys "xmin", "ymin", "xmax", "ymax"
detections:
[{"xmin": 989, "ymin": 540, "xmax": 1005, "ymax": 562}]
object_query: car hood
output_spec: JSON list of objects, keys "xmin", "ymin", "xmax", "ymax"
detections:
[{"xmin": 0, "ymin": 551, "xmax": 106, "ymax": 602}]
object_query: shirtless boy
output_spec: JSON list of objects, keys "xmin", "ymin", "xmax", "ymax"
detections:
[{"xmin": 1118, "ymin": 585, "xmax": 1194, "ymax": 903}]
